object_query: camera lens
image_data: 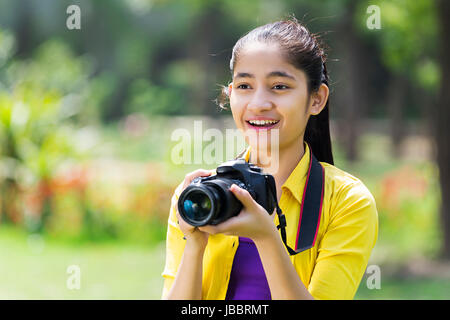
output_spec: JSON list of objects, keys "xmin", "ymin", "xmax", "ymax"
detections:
[
  {"xmin": 178, "ymin": 185, "xmax": 221, "ymax": 226},
  {"xmin": 178, "ymin": 179, "xmax": 244, "ymax": 226},
  {"xmin": 182, "ymin": 191, "xmax": 212, "ymax": 222}
]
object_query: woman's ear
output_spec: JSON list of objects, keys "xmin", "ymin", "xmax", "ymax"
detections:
[
  {"xmin": 309, "ymin": 83, "xmax": 329, "ymax": 115},
  {"xmin": 228, "ymin": 83, "xmax": 233, "ymax": 96}
]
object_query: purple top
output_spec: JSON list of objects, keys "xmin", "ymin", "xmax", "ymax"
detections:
[{"xmin": 225, "ymin": 237, "xmax": 271, "ymax": 300}]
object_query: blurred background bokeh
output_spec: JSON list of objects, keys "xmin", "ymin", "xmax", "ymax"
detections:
[{"xmin": 0, "ymin": 0, "xmax": 449, "ymax": 299}]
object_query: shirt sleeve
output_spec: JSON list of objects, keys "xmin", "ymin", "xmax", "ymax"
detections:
[
  {"xmin": 161, "ymin": 181, "xmax": 186, "ymax": 299},
  {"xmin": 308, "ymin": 180, "xmax": 379, "ymax": 300}
]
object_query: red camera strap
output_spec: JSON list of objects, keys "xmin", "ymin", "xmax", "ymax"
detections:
[{"xmin": 294, "ymin": 145, "xmax": 325, "ymax": 253}]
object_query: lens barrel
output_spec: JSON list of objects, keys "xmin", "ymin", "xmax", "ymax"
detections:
[
  {"xmin": 178, "ymin": 184, "xmax": 220, "ymax": 226},
  {"xmin": 178, "ymin": 179, "xmax": 243, "ymax": 226}
]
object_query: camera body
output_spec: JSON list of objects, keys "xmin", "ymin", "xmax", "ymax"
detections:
[{"xmin": 178, "ymin": 159, "xmax": 277, "ymax": 226}]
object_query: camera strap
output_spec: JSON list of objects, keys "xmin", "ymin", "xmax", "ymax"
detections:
[{"xmin": 268, "ymin": 147, "xmax": 325, "ymax": 255}]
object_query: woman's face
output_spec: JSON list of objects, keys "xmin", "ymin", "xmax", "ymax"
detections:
[{"xmin": 229, "ymin": 42, "xmax": 326, "ymax": 155}]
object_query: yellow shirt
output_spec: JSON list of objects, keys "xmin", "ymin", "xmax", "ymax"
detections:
[{"xmin": 162, "ymin": 143, "xmax": 378, "ymax": 300}]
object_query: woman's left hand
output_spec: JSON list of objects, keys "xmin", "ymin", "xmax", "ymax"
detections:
[{"xmin": 198, "ymin": 184, "xmax": 278, "ymax": 241}]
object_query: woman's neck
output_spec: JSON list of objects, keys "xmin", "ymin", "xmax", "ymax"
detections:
[{"xmin": 249, "ymin": 139, "xmax": 305, "ymax": 197}]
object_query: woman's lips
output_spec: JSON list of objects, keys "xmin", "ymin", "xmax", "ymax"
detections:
[{"xmin": 245, "ymin": 120, "xmax": 280, "ymax": 131}]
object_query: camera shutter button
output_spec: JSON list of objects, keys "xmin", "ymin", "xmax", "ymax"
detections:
[{"xmin": 249, "ymin": 165, "xmax": 262, "ymax": 172}]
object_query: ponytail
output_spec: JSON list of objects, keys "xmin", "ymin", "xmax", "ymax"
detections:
[{"xmin": 304, "ymin": 62, "xmax": 334, "ymax": 165}]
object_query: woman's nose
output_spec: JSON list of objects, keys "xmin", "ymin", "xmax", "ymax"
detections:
[{"xmin": 247, "ymin": 88, "xmax": 273, "ymax": 112}]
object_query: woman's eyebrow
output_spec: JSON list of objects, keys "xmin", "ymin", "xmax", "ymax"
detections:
[
  {"xmin": 234, "ymin": 72, "xmax": 253, "ymax": 79},
  {"xmin": 234, "ymin": 71, "xmax": 296, "ymax": 80},
  {"xmin": 268, "ymin": 71, "xmax": 296, "ymax": 80}
]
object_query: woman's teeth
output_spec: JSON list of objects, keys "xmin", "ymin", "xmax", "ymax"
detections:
[{"xmin": 247, "ymin": 120, "xmax": 279, "ymax": 126}]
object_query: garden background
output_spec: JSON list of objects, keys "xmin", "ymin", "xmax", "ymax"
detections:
[{"xmin": 1, "ymin": 0, "xmax": 450, "ymax": 299}]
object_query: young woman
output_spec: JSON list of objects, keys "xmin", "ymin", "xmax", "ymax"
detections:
[{"xmin": 162, "ymin": 17, "xmax": 378, "ymax": 300}]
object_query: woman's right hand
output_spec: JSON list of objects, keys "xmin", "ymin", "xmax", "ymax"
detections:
[{"xmin": 176, "ymin": 169, "xmax": 215, "ymax": 250}]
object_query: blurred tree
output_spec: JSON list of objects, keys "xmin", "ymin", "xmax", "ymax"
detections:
[
  {"xmin": 337, "ymin": 0, "xmax": 370, "ymax": 162},
  {"xmin": 12, "ymin": 0, "xmax": 33, "ymax": 58},
  {"xmin": 185, "ymin": 0, "xmax": 222, "ymax": 115},
  {"xmin": 357, "ymin": 0, "xmax": 438, "ymax": 156},
  {"xmin": 436, "ymin": 0, "xmax": 450, "ymax": 259}
]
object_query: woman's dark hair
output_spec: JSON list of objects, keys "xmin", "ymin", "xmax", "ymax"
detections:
[{"xmin": 217, "ymin": 16, "xmax": 334, "ymax": 165}]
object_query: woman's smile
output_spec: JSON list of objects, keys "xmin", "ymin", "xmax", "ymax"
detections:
[{"xmin": 245, "ymin": 117, "xmax": 281, "ymax": 131}]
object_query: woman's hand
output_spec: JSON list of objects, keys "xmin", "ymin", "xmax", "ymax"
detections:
[
  {"xmin": 176, "ymin": 169, "xmax": 214, "ymax": 250},
  {"xmin": 198, "ymin": 184, "xmax": 278, "ymax": 242}
]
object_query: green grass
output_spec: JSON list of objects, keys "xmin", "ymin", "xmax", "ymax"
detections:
[
  {"xmin": 355, "ymin": 276, "xmax": 450, "ymax": 300},
  {"xmin": 0, "ymin": 226, "xmax": 166, "ymax": 299},
  {"xmin": 2, "ymin": 226, "xmax": 449, "ymax": 300}
]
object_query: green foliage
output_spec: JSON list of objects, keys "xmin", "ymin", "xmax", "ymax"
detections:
[
  {"xmin": 357, "ymin": 0, "xmax": 439, "ymax": 90},
  {"xmin": 0, "ymin": 30, "xmax": 176, "ymax": 241},
  {"xmin": 0, "ymin": 32, "xmax": 98, "ymax": 231},
  {"xmin": 125, "ymin": 78, "xmax": 184, "ymax": 115}
]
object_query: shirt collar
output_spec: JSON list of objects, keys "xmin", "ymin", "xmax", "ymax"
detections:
[{"xmin": 241, "ymin": 142, "xmax": 311, "ymax": 204}]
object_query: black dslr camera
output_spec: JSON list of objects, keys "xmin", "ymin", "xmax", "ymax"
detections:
[{"xmin": 178, "ymin": 159, "xmax": 278, "ymax": 226}]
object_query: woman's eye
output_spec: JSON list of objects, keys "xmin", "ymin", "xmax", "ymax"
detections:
[
  {"xmin": 236, "ymin": 84, "xmax": 289, "ymax": 90},
  {"xmin": 273, "ymin": 84, "xmax": 289, "ymax": 90}
]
